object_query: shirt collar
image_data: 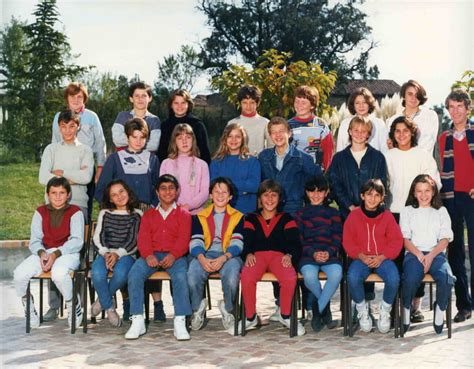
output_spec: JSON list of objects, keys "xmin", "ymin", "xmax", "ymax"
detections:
[
  {"xmin": 157, "ymin": 202, "xmax": 177, "ymax": 219},
  {"xmin": 60, "ymin": 138, "xmax": 80, "ymax": 146}
]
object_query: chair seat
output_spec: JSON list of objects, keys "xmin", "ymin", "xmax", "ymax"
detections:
[
  {"xmin": 32, "ymin": 270, "xmax": 76, "ymax": 279},
  {"xmin": 147, "ymin": 271, "xmax": 171, "ymax": 280},
  {"xmin": 422, "ymin": 274, "xmax": 435, "ymax": 283}
]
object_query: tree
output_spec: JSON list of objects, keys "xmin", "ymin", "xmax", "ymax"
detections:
[
  {"xmin": 198, "ymin": 0, "xmax": 378, "ymax": 81},
  {"xmin": 212, "ymin": 49, "xmax": 337, "ymax": 119},
  {"xmin": 452, "ymin": 70, "xmax": 473, "ymax": 116}
]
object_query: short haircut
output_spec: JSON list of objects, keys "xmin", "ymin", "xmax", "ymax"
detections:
[
  {"xmin": 347, "ymin": 87, "xmax": 376, "ymax": 115},
  {"xmin": 257, "ymin": 179, "xmax": 283, "ymax": 199},
  {"xmin": 129, "ymin": 81, "xmax": 152, "ymax": 98},
  {"xmin": 124, "ymin": 117, "xmax": 149, "ymax": 139},
  {"xmin": 101, "ymin": 179, "xmax": 140, "ymax": 212},
  {"xmin": 156, "ymin": 174, "xmax": 180, "ymax": 190},
  {"xmin": 64, "ymin": 82, "xmax": 89, "ymax": 104},
  {"xmin": 168, "ymin": 123, "xmax": 200, "ymax": 159},
  {"xmin": 348, "ymin": 116, "xmax": 373, "ymax": 142},
  {"xmin": 58, "ymin": 109, "xmax": 80, "ymax": 126},
  {"xmin": 360, "ymin": 178, "xmax": 385, "ymax": 197},
  {"xmin": 405, "ymin": 174, "xmax": 442, "ymax": 209},
  {"xmin": 237, "ymin": 85, "xmax": 262, "ymax": 104},
  {"xmin": 209, "ymin": 177, "xmax": 235, "ymax": 197},
  {"xmin": 445, "ymin": 88, "xmax": 471, "ymax": 110},
  {"xmin": 400, "ymin": 80, "xmax": 427, "ymax": 107},
  {"xmin": 168, "ymin": 89, "xmax": 194, "ymax": 115},
  {"xmin": 294, "ymin": 85, "xmax": 320, "ymax": 108},
  {"xmin": 46, "ymin": 176, "xmax": 71, "ymax": 195},
  {"xmin": 304, "ymin": 175, "xmax": 330, "ymax": 205},
  {"xmin": 212, "ymin": 123, "xmax": 250, "ymax": 161},
  {"xmin": 389, "ymin": 116, "xmax": 418, "ymax": 148},
  {"xmin": 267, "ymin": 116, "xmax": 290, "ymax": 134}
]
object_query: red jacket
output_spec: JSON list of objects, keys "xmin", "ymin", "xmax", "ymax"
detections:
[
  {"xmin": 342, "ymin": 207, "xmax": 402, "ymax": 260},
  {"xmin": 137, "ymin": 206, "xmax": 191, "ymax": 259}
]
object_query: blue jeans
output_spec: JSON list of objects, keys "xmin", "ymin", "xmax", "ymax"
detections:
[
  {"xmin": 347, "ymin": 259, "xmax": 400, "ymax": 304},
  {"xmin": 91, "ymin": 255, "xmax": 135, "ymax": 310},
  {"xmin": 300, "ymin": 263, "xmax": 342, "ymax": 312},
  {"xmin": 402, "ymin": 252, "xmax": 455, "ymax": 311},
  {"xmin": 128, "ymin": 253, "xmax": 192, "ymax": 316},
  {"xmin": 187, "ymin": 251, "xmax": 243, "ymax": 312}
]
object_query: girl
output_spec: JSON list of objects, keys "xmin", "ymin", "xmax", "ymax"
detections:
[
  {"xmin": 211, "ymin": 123, "xmax": 261, "ymax": 214},
  {"xmin": 294, "ymin": 176, "xmax": 342, "ymax": 332},
  {"xmin": 336, "ymin": 87, "xmax": 388, "ymax": 153},
  {"xmin": 239, "ymin": 180, "xmax": 305, "ymax": 336},
  {"xmin": 91, "ymin": 179, "xmax": 142, "ymax": 327},
  {"xmin": 160, "ymin": 123, "xmax": 210, "ymax": 215},
  {"xmin": 343, "ymin": 179, "xmax": 402, "ymax": 334},
  {"xmin": 157, "ymin": 89, "xmax": 211, "ymax": 164},
  {"xmin": 400, "ymin": 174, "xmax": 454, "ymax": 334}
]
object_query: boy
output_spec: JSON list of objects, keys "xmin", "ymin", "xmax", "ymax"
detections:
[
  {"xmin": 13, "ymin": 177, "xmax": 85, "ymax": 329},
  {"xmin": 112, "ymin": 81, "xmax": 161, "ymax": 152},
  {"xmin": 187, "ymin": 177, "xmax": 244, "ymax": 334},
  {"xmin": 125, "ymin": 174, "xmax": 192, "ymax": 340},
  {"xmin": 227, "ymin": 85, "xmax": 272, "ymax": 155},
  {"xmin": 288, "ymin": 85, "xmax": 334, "ymax": 172}
]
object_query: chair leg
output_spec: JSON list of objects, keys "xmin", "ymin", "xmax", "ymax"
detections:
[
  {"xmin": 233, "ymin": 283, "xmax": 239, "ymax": 336},
  {"xmin": 290, "ymin": 287, "xmax": 298, "ymax": 337},
  {"xmin": 348, "ymin": 287, "xmax": 353, "ymax": 337},
  {"xmin": 144, "ymin": 288, "xmax": 150, "ymax": 324},
  {"xmin": 399, "ymin": 290, "xmax": 405, "ymax": 338},
  {"xmin": 206, "ymin": 280, "xmax": 212, "ymax": 310},
  {"xmin": 83, "ymin": 272, "xmax": 88, "ymax": 333},
  {"xmin": 447, "ymin": 292, "xmax": 452, "ymax": 339},
  {"xmin": 394, "ymin": 290, "xmax": 400, "ymax": 338},
  {"xmin": 71, "ymin": 273, "xmax": 77, "ymax": 334},
  {"xmin": 342, "ymin": 278, "xmax": 347, "ymax": 336},
  {"xmin": 39, "ymin": 279, "xmax": 44, "ymax": 323},
  {"xmin": 240, "ymin": 292, "xmax": 246, "ymax": 337},
  {"xmin": 26, "ymin": 281, "xmax": 31, "ymax": 334},
  {"xmin": 430, "ymin": 283, "xmax": 433, "ymax": 311}
]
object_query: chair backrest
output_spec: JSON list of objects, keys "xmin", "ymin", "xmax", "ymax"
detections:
[{"xmin": 85, "ymin": 221, "xmax": 97, "ymax": 269}]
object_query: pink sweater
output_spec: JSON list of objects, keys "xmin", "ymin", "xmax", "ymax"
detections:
[{"xmin": 160, "ymin": 154, "xmax": 210, "ymax": 214}]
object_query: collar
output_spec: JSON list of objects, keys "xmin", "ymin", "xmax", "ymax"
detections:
[
  {"xmin": 241, "ymin": 112, "xmax": 257, "ymax": 118},
  {"xmin": 274, "ymin": 144, "xmax": 290, "ymax": 157},
  {"xmin": 157, "ymin": 202, "xmax": 177, "ymax": 219},
  {"xmin": 292, "ymin": 114, "xmax": 315, "ymax": 123},
  {"xmin": 131, "ymin": 109, "xmax": 151, "ymax": 118},
  {"xmin": 199, "ymin": 204, "xmax": 239, "ymax": 218},
  {"xmin": 60, "ymin": 138, "xmax": 80, "ymax": 146}
]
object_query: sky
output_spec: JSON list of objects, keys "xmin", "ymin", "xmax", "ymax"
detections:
[{"xmin": 2, "ymin": 0, "xmax": 472, "ymax": 107}]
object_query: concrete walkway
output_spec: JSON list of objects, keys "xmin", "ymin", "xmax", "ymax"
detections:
[{"xmin": 1, "ymin": 279, "xmax": 473, "ymax": 369}]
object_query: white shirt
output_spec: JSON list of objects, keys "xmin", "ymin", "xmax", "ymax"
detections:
[{"xmin": 336, "ymin": 115, "xmax": 389, "ymax": 154}]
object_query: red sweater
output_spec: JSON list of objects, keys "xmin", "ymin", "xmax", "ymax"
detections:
[
  {"xmin": 137, "ymin": 206, "xmax": 191, "ymax": 259},
  {"xmin": 342, "ymin": 207, "xmax": 402, "ymax": 260},
  {"xmin": 37, "ymin": 205, "xmax": 81, "ymax": 249}
]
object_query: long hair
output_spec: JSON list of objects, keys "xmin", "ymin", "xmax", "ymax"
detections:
[
  {"xmin": 212, "ymin": 123, "xmax": 250, "ymax": 160},
  {"xmin": 101, "ymin": 179, "xmax": 140, "ymax": 213},
  {"xmin": 167, "ymin": 123, "xmax": 200, "ymax": 159},
  {"xmin": 405, "ymin": 174, "xmax": 442, "ymax": 209}
]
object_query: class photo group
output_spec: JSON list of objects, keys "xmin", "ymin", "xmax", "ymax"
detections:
[{"xmin": 12, "ymin": 79, "xmax": 473, "ymax": 342}]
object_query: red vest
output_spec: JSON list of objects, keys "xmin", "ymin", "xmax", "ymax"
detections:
[{"xmin": 37, "ymin": 205, "xmax": 81, "ymax": 249}]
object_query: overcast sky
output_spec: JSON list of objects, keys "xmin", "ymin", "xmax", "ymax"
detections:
[{"xmin": 2, "ymin": 0, "xmax": 472, "ymax": 107}]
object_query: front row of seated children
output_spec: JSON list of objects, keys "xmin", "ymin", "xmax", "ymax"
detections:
[{"xmin": 14, "ymin": 172, "xmax": 455, "ymax": 339}]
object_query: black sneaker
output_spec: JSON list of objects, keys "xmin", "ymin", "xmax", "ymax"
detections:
[
  {"xmin": 154, "ymin": 300, "xmax": 166, "ymax": 322},
  {"xmin": 311, "ymin": 299, "xmax": 323, "ymax": 332},
  {"xmin": 410, "ymin": 309, "xmax": 424, "ymax": 323},
  {"xmin": 453, "ymin": 310, "xmax": 472, "ymax": 323}
]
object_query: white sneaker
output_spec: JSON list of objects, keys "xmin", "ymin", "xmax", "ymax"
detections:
[
  {"xmin": 190, "ymin": 298, "xmax": 206, "ymax": 331},
  {"xmin": 277, "ymin": 315, "xmax": 306, "ymax": 336},
  {"xmin": 174, "ymin": 316, "xmax": 191, "ymax": 340},
  {"xmin": 22, "ymin": 296, "xmax": 40, "ymax": 328},
  {"xmin": 377, "ymin": 303, "xmax": 392, "ymax": 334},
  {"xmin": 91, "ymin": 299, "xmax": 102, "ymax": 317},
  {"xmin": 357, "ymin": 302, "xmax": 373, "ymax": 333},
  {"xmin": 43, "ymin": 307, "xmax": 59, "ymax": 322},
  {"xmin": 125, "ymin": 315, "xmax": 146, "ymax": 339},
  {"xmin": 269, "ymin": 305, "xmax": 281, "ymax": 322},
  {"xmin": 233, "ymin": 314, "xmax": 260, "ymax": 335},
  {"xmin": 218, "ymin": 300, "xmax": 234, "ymax": 330},
  {"xmin": 66, "ymin": 294, "xmax": 83, "ymax": 329}
]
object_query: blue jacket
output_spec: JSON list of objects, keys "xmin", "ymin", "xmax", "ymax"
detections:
[
  {"xmin": 327, "ymin": 145, "xmax": 387, "ymax": 220},
  {"xmin": 259, "ymin": 144, "xmax": 322, "ymax": 214}
]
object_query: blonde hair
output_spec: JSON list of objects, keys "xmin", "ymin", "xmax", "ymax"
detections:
[
  {"xmin": 348, "ymin": 116, "xmax": 373, "ymax": 143},
  {"xmin": 213, "ymin": 123, "xmax": 250, "ymax": 160},
  {"xmin": 168, "ymin": 123, "xmax": 200, "ymax": 159}
]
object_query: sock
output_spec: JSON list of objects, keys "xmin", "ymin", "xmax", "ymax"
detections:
[
  {"xmin": 403, "ymin": 307, "xmax": 411, "ymax": 325},
  {"xmin": 281, "ymin": 314, "xmax": 290, "ymax": 319},
  {"xmin": 434, "ymin": 304, "xmax": 444, "ymax": 326},
  {"xmin": 356, "ymin": 300, "xmax": 367, "ymax": 312},
  {"xmin": 381, "ymin": 300, "xmax": 392, "ymax": 312},
  {"xmin": 412, "ymin": 297, "xmax": 422, "ymax": 311}
]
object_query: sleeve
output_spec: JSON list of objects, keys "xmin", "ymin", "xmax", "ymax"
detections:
[
  {"xmin": 375, "ymin": 153, "xmax": 388, "ymax": 191},
  {"xmin": 233, "ymin": 158, "xmax": 261, "ymax": 194},
  {"xmin": 374, "ymin": 118, "xmax": 389, "ymax": 154},
  {"xmin": 157, "ymin": 121, "xmax": 171, "ymax": 163},
  {"xmin": 303, "ymin": 151, "xmax": 322, "ymax": 182},
  {"xmin": 150, "ymin": 155, "xmax": 160, "ymax": 207},
  {"xmin": 62, "ymin": 147, "xmax": 94, "ymax": 185},
  {"xmin": 29, "ymin": 211, "xmax": 45, "ymax": 255},
  {"xmin": 438, "ymin": 207, "xmax": 453, "ymax": 242},
  {"xmin": 195, "ymin": 120, "xmax": 211, "ymax": 164},
  {"xmin": 382, "ymin": 212, "xmax": 403, "ymax": 260},
  {"xmin": 145, "ymin": 117, "xmax": 161, "ymax": 152},
  {"xmin": 188, "ymin": 160, "xmax": 210, "ymax": 211},
  {"xmin": 336, "ymin": 118, "xmax": 350, "ymax": 153},
  {"xmin": 283, "ymin": 216, "xmax": 302, "ymax": 265},
  {"xmin": 417, "ymin": 109, "xmax": 439, "ymax": 153},
  {"xmin": 321, "ymin": 132, "xmax": 334, "ymax": 172},
  {"xmin": 170, "ymin": 210, "xmax": 192, "ymax": 259},
  {"xmin": 137, "ymin": 212, "xmax": 154, "ymax": 259},
  {"xmin": 293, "ymin": 211, "xmax": 314, "ymax": 259},
  {"xmin": 329, "ymin": 210, "xmax": 342, "ymax": 257},
  {"xmin": 242, "ymin": 215, "xmax": 257, "ymax": 258},
  {"xmin": 189, "ymin": 216, "xmax": 206, "ymax": 257},
  {"xmin": 93, "ymin": 210, "xmax": 110, "ymax": 256},
  {"xmin": 226, "ymin": 216, "xmax": 244, "ymax": 257},
  {"xmin": 94, "ymin": 154, "xmax": 116, "ymax": 203},
  {"xmin": 59, "ymin": 211, "xmax": 85, "ymax": 255},
  {"xmin": 91, "ymin": 113, "xmax": 107, "ymax": 166},
  {"xmin": 327, "ymin": 155, "xmax": 353, "ymax": 211},
  {"xmin": 438, "ymin": 133, "xmax": 446, "ymax": 171},
  {"xmin": 111, "ymin": 112, "xmax": 128, "ymax": 148},
  {"xmin": 112, "ymin": 213, "xmax": 141, "ymax": 258},
  {"xmin": 38, "ymin": 145, "xmax": 56, "ymax": 185},
  {"xmin": 159, "ymin": 158, "xmax": 173, "ymax": 176},
  {"xmin": 423, "ymin": 152, "xmax": 442, "ymax": 191},
  {"xmin": 210, "ymin": 160, "xmax": 220, "ymax": 181},
  {"xmin": 51, "ymin": 113, "xmax": 61, "ymax": 143},
  {"xmin": 399, "ymin": 207, "xmax": 413, "ymax": 240},
  {"xmin": 342, "ymin": 213, "xmax": 359, "ymax": 259}
]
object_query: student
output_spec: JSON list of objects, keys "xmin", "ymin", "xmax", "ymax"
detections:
[
  {"xmin": 13, "ymin": 177, "xmax": 84, "ymax": 329},
  {"xmin": 91, "ymin": 179, "xmax": 142, "ymax": 327},
  {"xmin": 125, "ymin": 174, "xmax": 192, "ymax": 341},
  {"xmin": 288, "ymin": 85, "xmax": 334, "ymax": 171},
  {"xmin": 400, "ymin": 174, "xmax": 454, "ymax": 334},
  {"xmin": 112, "ymin": 81, "xmax": 161, "ymax": 152},
  {"xmin": 227, "ymin": 85, "xmax": 272, "ymax": 155},
  {"xmin": 187, "ymin": 177, "xmax": 244, "ymax": 333},
  {"xmin": 211, "ymin": 123, "xmax": 261, "ymax": 214},
  {"xmin": 160, "ymin": 123, "xmax": 210, "ymax": 215},
  {"xmin": 157, "ymin": 89, "xmax": 211, "ymax": 164},
  {"xmin": 294, "ymin": 176, "xmax": 342, "ymax": 332},
  {"xmin": 336, "ymin": 87, "xmax": 388, "ymax": 153},
  {"xmin": 343, "ymin": 179, "xmax": 403, "ymax": 334},
  {"xmin": 239, "ymin": 180, "xmax": 305, "ymax": 336},
  {"xmin": 328, "ymin": 116, "xmax": 387, "ymax": 221}
]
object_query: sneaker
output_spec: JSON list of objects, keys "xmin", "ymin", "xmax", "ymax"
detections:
[
  {"xmin": 43, "ymin": 307, "xmax": 59, "ymax": 322},
  {"xmin": 107, "ymin": 307, "xmax": 122, "ymax": 327},
  {"xmin": 66, "ymin": 294, "xmax": 83, "ymax": 329},
  {"xmin": 190, "ymin": 298, "xmax": 206, "ymax": 331},
  {"xmin": 278, "ymin": 315, "xmax": 306, "ymax": 336},
  {"xmin": 410, "ymin": 309, "xmax": 425, "ymax": 323},
  {"xmin": 357, "ymin": 302, "xmax": 372, "ymax": 333},
  {"xmin": 91, "ymin": 299, "xmax": 102, "ymax": 317},
  {"xmin": 174, "ymin": 316, "xmax": 191, "ymax": 340},
  {"xmin": 22, "ymin": 296, "xmax": 40, "ymax": 329},
  {"xmin": 321, "ymin": 304, "xmax": 337, "ymax": 329},
  {"xmin": 311, "ymin": 300, "xmax": 323, "ymax": 332},
  {"xmin": 153, "ymin": 300, "xmax": 166, "ymax": 322},
  {"xmin": 377, "ymin": 303, "xmax": 391, "ymax": 334},
  {"xmin": 125, "ymin": 315, "xmax": 146, "ymax": 339},
  {"xmin": 122, "ymin": 298, "xmax": 130, "ymax": 321},
  {"xmin": 218, "ymin": 300, "xmax": 234, "ymax": 331},
  {"xmin": 233, "ymin": 314, "xmax": 260, "ymax": 335},
  {"xmin": 269, "ymin": 305, "xmax": 281, "ymax": 322}
]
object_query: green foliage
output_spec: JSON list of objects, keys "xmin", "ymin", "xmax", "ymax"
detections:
[
  {"xmin": 211, "ymin": 49, "xmax": 337, "ymax": 118},
  {"xmin": 451, "ymin": 70, "xmax": 474, "ymax": 116}
]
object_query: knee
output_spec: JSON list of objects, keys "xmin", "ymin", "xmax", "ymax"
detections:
[
  {"xmin": 51, "ymin": 265, "xmax": 69, "ymax": 283},
  {"xmin": 331, "ymin": 266, "xmax": 343, "ymax": 283}
]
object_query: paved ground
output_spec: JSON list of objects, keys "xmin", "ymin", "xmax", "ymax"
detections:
[{"xmin": 1, "ymin": 279, "xmax": 473, "ymax": 369}]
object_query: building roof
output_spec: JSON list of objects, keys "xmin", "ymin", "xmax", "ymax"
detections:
[{"xmin": 332, "ymin": 79, "xmax": 401, "ymax": 97}]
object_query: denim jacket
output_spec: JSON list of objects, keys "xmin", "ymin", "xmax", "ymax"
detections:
[{"xmin": 259, "ymin": 144, "xmax": 322, "ymax": 214}]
